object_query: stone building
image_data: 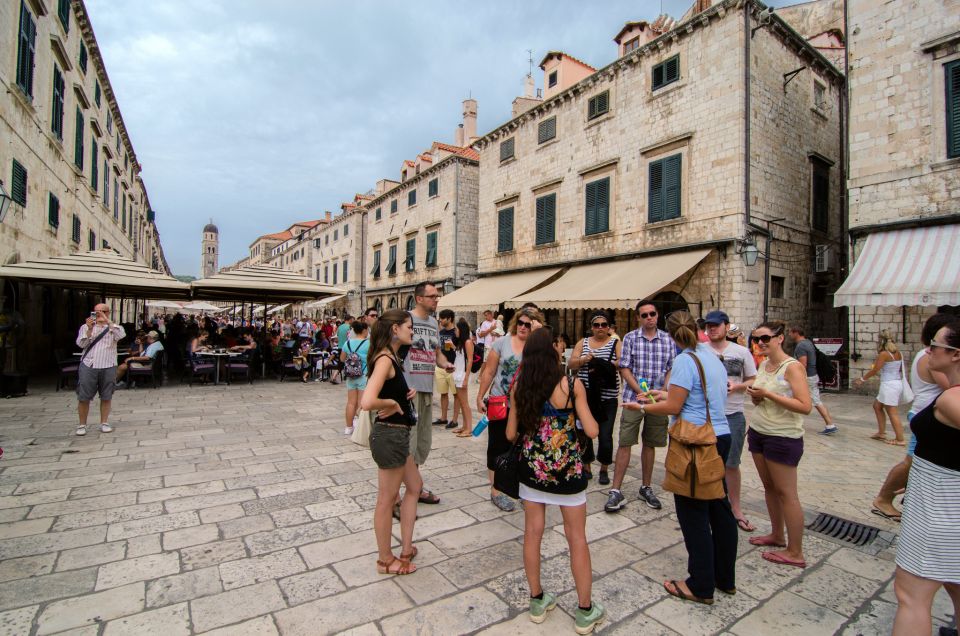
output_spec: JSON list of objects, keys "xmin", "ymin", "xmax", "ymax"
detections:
[
  {"xmin": 835, "ymin": 0, "xmax": 960, "ymax": 382},
  {"xmin": 0, "ymin": 0, "xmax": 168, "ymax": 372},
  {"xmin": 200, "ymin": 220, "xmax": 218, "ymax": 278},
  {"xmin": 444, "ymin": 0, "xmax": 845, "ymax": 346},
  {"xmin": 265, "ymin": 219, "xmax": 325, "ymax": 276},
  {"xmin": 362, "ymin": 100, "xmax": 480, "ymax": 314},
  {"xmin": 310, "ymin": 202, "xmax": 364, "ymax": 316}
]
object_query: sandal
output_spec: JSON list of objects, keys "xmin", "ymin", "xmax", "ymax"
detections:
[
  {"xmin": 761, "ymin": 551, "xmax": 806, "ymax": 569},
  {"xmin": 456, "ymin": 430, "xmax": 473, "ymax": 437},
  {"xmin": 377, "ymin": 556, "xmax": 416, "ymax": 575},
  {"xmin": 736, "ymin": 517, "xmax": 756, "ymax": 533},
  {"xmin": 664, "ymin": 580, "xmax": 713, "ymax": 605},
  {"xmin": 885, "ymin": 439, "xmax": 907, "ymax": 446},
  {"xmin": 749, "ymin": 535, "xmax": 786, "ymax": 548},
  {"xmin": 418, "ymin": 490, "xmax": 441, "ymax": 505},
  {"xmin": 869, "ymin": 433, "xmax": 888, "ymax": 441},
  {"xmin": 399, "ymin": 546, "xmax": 418, "ymax": 561}
]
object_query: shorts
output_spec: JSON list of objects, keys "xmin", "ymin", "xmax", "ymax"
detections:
[
  {"xmin": 747, "ymin": 428, "xmax": 804, "ymax": 467},
  {"xmin": 806, "ymin": 376, "xmax": 822, "ymax": 407},
  {"xmin": 486, "ymin": 417, "xmax": 512, "ymax": 471},
  {"xmin": 369, "ymin": 422, "xmax": 411, "ymax": 469},
  {"xmin": 345, "ymin": 376, "xmax": 367, "ymax": 391},
  {"xmin": 434, "ymin": 367, "xmax": 457, "ymax": 396},
  {"xmin": 725, "ymin": 411, "xmax": 747, "ymax": 468},
  {"xmin": 77, "ymin": 364, "xmax": 117, "ymax": 402},
  {"xmin": 410, "ymin": 392, "xmax": 433, "ymax": 465},
  {"xmin": 877, "ymin": 380, "xmax": 901, "ymax": 407},
  {"xmin": 618, "ymin": 409, "xmax": 668, "ymax": 448}
]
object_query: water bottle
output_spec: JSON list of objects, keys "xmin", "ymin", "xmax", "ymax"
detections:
[{"xmin": 472, "ymin": 415, "xmax": 489, "ymax": 437}]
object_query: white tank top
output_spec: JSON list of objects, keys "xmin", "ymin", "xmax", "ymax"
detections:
[
  {"xmin": 879, "ymin": 356, "xmax": 902, "ymax": 382},
  {"xmin": 910, "ymin": 350, "xmax": 941, "ymax": 415}
]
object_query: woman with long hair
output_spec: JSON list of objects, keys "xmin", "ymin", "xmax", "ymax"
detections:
[
  {"xmin": 855, "ymin": 329, "xmax": 907, "ymax": 445},
  {"xmin": 340, "ymin": 320, "xmax": 370, "ymax": 436},
  {"xmin": 360, "ymin": 309, "xmax": 420, "ymax": 576},
  {"xmin": 631, "ymin": 311, "xmax": 738, "ymax": 604},
  {"xmin": 507, "ymin": 329, "xmax": 604, "ymax": 632},
  {"xmin": 744, "ymin": 320, "xmax": 812, "ymax": 569},
  {"xmin": 893, "ymin": 320, "xmax": 960, "ymax": 635},
  {"xmin": 449, "ymin": 318, "xmax": 475, "ymax": 437},
  {"xmin": 477, "ymin": 307, "xmax": 544, "ymax": 511}
]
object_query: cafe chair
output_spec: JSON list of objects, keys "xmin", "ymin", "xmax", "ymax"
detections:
[
  {"xmin": 55, "ymin": 349, "xmax": 79, "ymax": 391},
  {"xmin": 128, "ymin": 351, "xmax": 165, "ymax": 389},
  {"xmin": 278, "ymin": 348, "xmax": 301, "ymax": 382},
  {"xmin": 185, "ymin": 356, "xmax": 216, "ymax": 386},
  {"xmin": 225, "ymin": 352, "xmax": 253, "ymax": 385}
]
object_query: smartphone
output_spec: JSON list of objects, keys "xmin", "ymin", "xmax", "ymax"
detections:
[{"xmin": 90, "ymin": 311, "xmax": 97, "ymax": 318}]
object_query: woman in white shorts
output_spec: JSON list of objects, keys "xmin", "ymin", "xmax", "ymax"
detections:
[{"xmin": 855, "ymin": 329, "xmax": 906, "ymax": 446}]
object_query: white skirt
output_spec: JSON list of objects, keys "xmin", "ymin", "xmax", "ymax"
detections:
[
  {"xmin": 896, "ymin": 456, "xmax": 960, "ymax": 583},
  {"xmin": 519, "ymin": 483, "xmax": 586, "ymax": 507},
  {"xmin": 876, "ymin": 380, "xmax": 902, "ymax": 406}
]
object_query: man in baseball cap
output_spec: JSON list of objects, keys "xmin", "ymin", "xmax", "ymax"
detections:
[{"xmin": 116, "ymin": 331, "xmax": 165, "ymax": 387}]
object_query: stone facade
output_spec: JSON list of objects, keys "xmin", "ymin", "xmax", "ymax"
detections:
[
  {"xmin": 200, "ymin": 222, "xmax": 218, "ymax": 279},
  {"xmin": 844, "ymin": 0, "xmax": 960, "ymax": 382},
  {"xmin": 310, "ymin": 205, "xmax": 363, "ymax": 316},
  {"xmin": 473, "ymin": 0, "xmax": 844, "ymax": 339}
]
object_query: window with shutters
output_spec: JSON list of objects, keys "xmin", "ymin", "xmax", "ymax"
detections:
[
  {"xmin": 947, "ymin": 59, "xmax": 960, "ymax": 159},
  {"xmin": 333, "ymin": 229, "xmax": 338, "ymax": 241},
  {"xmin": 106, "ymin": 112, "xmax": 112, "ymax": 133},
  {"xmin": 387, "ymin": 244, "xmax": 397, "ymax": 276},
  {"xmin": 94, "ymin": 81, "xmax": 101, "ymax": 107},
  {"xmin": 91, "ymin": 143, "xmax": 98, "ymax": 191},
  {"xmin": 324, "ymin": 265, "xmax": 328, "ymax": 284},
  {"xmin": 372, "ymin": 248, "xmax": 381, "ymax": 278},
  {"xmin": 426, "ymin": 231, "xmax": 438, "ymax": 267},
  {"xmin": 16, "ymin": 2, "xmax": 37, "ymax": 98},
  {"xmin": 408, "ymin": 189, "xmax": 417, "ymax": 207},
  {"xmin": 102, "ymin": 159, "xmax": 109, "ymax": 206},
  {"xmin": 122, "ymin": 194, "xmax": 126, "ymax": 230},
  {"xmin": 390, "ymin": 199, "xmax": 398, "ymax": 214},
  {"xmin": 113, "ymin": 179, "xmax": 119, "ymax": 220},
  {"xmin": 585, "ymin": 177, "xmax": 610, "ymax": 235},
  {"xmin": 88, "ymin": 229, "xmax": 96, "ymax": 251},
  {"xmin": 342, "ymin": 259, "xmax": 348, "ymax": 282},
  {"xmin": 500, "ymin": 137, "xmax": 515, "ymax": 162},
  {"xmin": 57, "ymin": 0, "xmax": 70, "ymax": 33},
  {"xmin": 810, "ymin": 160, "xmax": 830, "ymax": 232},
  {"xmin": 72, "ymin": 214, "xmax": 81, "ymax": 243},
  {"xmin": 405, "ymin": 237, "xmax": 416, "ymax": 272},
  {"xmin": 624, "ymin": 37, "xmax": 640, "ymax": 54},
  {"xmin": 375, "ymin": 207, "xmax": 382, "ymax": 221},
  {"xmin": 51, "ymin": 66, "xmax": 65, "ymax": 140},
  {"xmin": 538, "ymin": 117, "xmax": 556, "ymax": 144},
  {"xmin": 344, "ymin": 224, "xmax": 349, "ymax": 237},
  {"xmin": 771, "ymin": 276, "xmax": 785, "ymax": 299},
  {"xmin": 648, "ymin": 154, "xmax": 682, "ymax": 222},
  {"xmin": 535, "ymin": 194, "xmax": 556, "ymax": 245},
  {"xmin": 333, "ymin": 263, "xmax": 338, "ymax": 284},
  {"xmin": 48, "ymin": 193, "xmax": 60, "ymax": 228},
  {"xmin": 324, "ymin": 234, "xmax": 328, "ymax": 245},
  {"xmin": 587, "ymin": 91, "xmax": 610, "ymax": 121},
  {"xmin": 497, "ymin": 207, "xmax": 514, "ymax": 252},
  {"xmin": 11, "ymin": 160, "xmax": 28, "ymax": 206},
  {"xmin": 652, "ymin": 55, "xmax": 680, "ymax": 90},
  {"xmin": 548, "ymin": 71, "xmax": 557, "ymax": 88},
  {"xmin": 428, "ymin": 178, "xmax": 438, "ymax": 197},
  {"xmin": 79, "ymin": 42, "xmax": 87, "ymax": 73},
  {"xmin": 74, "ymin": 107, "xmax": 85, "ymax": 170}
]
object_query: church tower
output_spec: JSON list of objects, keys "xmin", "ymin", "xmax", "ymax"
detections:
[{"xmin": 201, "ymin": 220, "xmax": 218, "ymax": 278}]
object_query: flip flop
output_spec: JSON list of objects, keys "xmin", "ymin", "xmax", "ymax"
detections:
[
  {"xmin": 736, "ymin": 518, "xmax": 756, "ymax": 533},
  {"xmin": 418, "ymin": 490, "xmax": 441, "ymax": 504},
  {"xmin": 663, "ymin": 580, "xmax": 714, "ymax": 605},
  {"xmin": 749, "ymin": 536, "xmax": 786, "ymax": 548},
  {"xmin": 869, "ymin": 434, "xmax": 888, "ymax": 441},
  {"xmin": 456, "ymin": 431, "xmax": 473, "ymax": 438},
  {"xmin": 761, "ymin": 551, "xmax": 806, "ymax": 569},
  {"xmin": 871, "ymin": 508, "xmax": 901, "ymax": 522},
  {"xmin": 885, "ymin": 439, "xmax": 907, "ymax": 446}
]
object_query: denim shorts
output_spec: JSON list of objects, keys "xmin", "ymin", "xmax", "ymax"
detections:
[
  {"xmin": 747, "ymin": 428, "xmax": 804, "ymax": 467},
  {"xmin": 725, "ymin": 412, "xmax": 747, "ymax": 468},
  {"xmin": 345, "ymin": 376, "xmax": 367, "ymax": 391}
]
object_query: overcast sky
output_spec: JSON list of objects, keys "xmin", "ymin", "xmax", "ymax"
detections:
[{"xmin": 85, "ymin": 0, "xmax": 795, "ymax": 277}]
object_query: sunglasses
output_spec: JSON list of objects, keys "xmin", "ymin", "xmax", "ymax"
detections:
[
  {"xmin": 755, "ymin": 331, "xmax": 783, "ymax": 344},
  {"xmin": 592, "ymin": 322, "xmax": 609, "ymax": 328},
  {"xmin": 517, "ymin": 320, "xmax": 533, "ymax": 329},
  {"xmin": 639, "ymin": 311, "xmax": 657, "ymax": 319},
  {"xmin": 929, "ymin": 341, "xmax": 960, "ymax": 352}
]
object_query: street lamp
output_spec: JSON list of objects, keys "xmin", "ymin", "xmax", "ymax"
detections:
[
  {"xmin": 741, "ymin": 239, "xmax": 760, "ymax": 267},
  {"xmin": 0, "ymin": 181, "xmax": 13, "ymax": 224}
]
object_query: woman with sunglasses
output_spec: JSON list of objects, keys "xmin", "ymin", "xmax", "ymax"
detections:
[
  {"xmin": 477, "ymin": 307, "xmax": 544, "ymax": 511},
  {"xmin": 568, "ymin": 311, "xmax": 621, "ymax": 484},
  {"xmin": 854, "ymin": 329, "xmax": 908, "ymax": 445},
  {"xmin": 893, "ymin": 320, "xmax": 960, "ymax": 635},
  {"xmin": 744, "ymin": 320, "xmax": 812, "ymax": 569}
]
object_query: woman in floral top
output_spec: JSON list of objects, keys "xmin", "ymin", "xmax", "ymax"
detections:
[{"xmin": 507, "ymin": 329, "xmax": 605, "ymax": 633}]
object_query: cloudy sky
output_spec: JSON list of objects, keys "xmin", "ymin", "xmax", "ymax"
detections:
[{"xmin": 85, "ymin": 0, "xmax": 794, "ymax": 277}]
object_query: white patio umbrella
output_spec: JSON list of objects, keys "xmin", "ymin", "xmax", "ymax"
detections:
[
  {"xmin": 267, "ymin": 304, "xmax": 290, "ymax": 315},
  {"xmin": 146, "ymin": 300, "xmax": 183, "ymax": 309},
  {"xmin": 181, "ymin": 301, "xmax": 225, "ymax": 313}
]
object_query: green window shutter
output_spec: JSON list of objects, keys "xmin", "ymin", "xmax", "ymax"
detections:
[
  {"xmin": 91, "ymin": 143, "xmax": 98, "ymax": 190},
  {"xmin": 95, "ymin": 81, "xmax": 101, "ymax": 107},
  {"xmin": 665, "ymin": 55, "xmax": 680, "ymax": 84},
  {"xmin": 372, "ymin": 250, "xmax": 381, "ymax": 277},
  {"xmin": 332, "ymin": 263, "xmax": 338, "ymax": 284},
  {"xmin": 538, "ymin": 117, "xmax": 556, "ymax": 144},
  {"xmin": 652, "ymin": 64, "xmax": 664, "ymax": 90},
  {"xmin": 16, "ymin": 3, "xmax": 37, "ymax": 97},
  {"xmin": 663, "ymin": 154, "xmax": 682, "ymax": 220},
  {"xmin": 428, "ymin": 178, "xmax": 438, "ymax": 197},
  {"xmin": 648, "ymin": 159, "xmax": 664, "ymax": 222},
  {"xmin": 535, "ymin": 194, "xmax": 556, "ymax": 245},
  {"xmin": 387, "ymin": 245, "xmax": 397, "ymax": 275},
  {"xmin": 498, "ymin": 207, "xmax": 514, "ymax": 252},
  {"xmin": 344, "ymin": 224, "xmax": 349, "ymax": 236},
  {"xmin": 405, "ymin": 238, "xmax": 416, "ymax": 272},
  {"xmin": 500, "ymin": 138, "xmax": 514, "ymax": 162},
  {"xmin": 426, "ymin": 232, "xmax": 437, "ymax": 266},
  {"xmin": 11, "ymin": 160, "xmax": 28, "ymax": 206},
  {"xmin": 51, "ymin": 66, "xmax": 64, "ymax": 139},
  {"xmin": 342, "ymin": 259, "xmax": 348, "ymax": 282},
  {"xmin": 333, "ymin": 229, "xmax": 338, "ymax": 241},
  {"xmin": 585, "ymin": 177, "xmax": 610, "ymax": 235},
  {"xmin": 72, "ymin": 214, "xmax": 81, "ymax": 243},
  {"xmin": 391, "ymin": 199, "xmax": 398, "ymax": 214},
  {"xmin": 588, "ymin": 91, "xmax": 609, "ymax": 120},
  {"xmin": 375, "ymin": 207, "xmax": 382, "ymax": 220},
  {"xmin": 74, "ymin": 107, "xmax": 84, "ymax": 170},
  {"xmin": 947, "ymin": 60, "xmax": 960, "ymax": 159},
  {"xmin": 48, "ymin": 193, "xmax": 60, "ymax": 228},
  {"xmin": 57, "ymin": 0, "xmax": 69, "ymax": 33},
  {"xmin": 79, "ymin": 42, "xmax": 87, "ymax": 73},
  {"xmin": 408, "ymin": 189, "xmax": 416, "ymax": 206},
  {"xmin": 102, "ymin": 159, "xmax": 109, "ymax": 205},
  {"xmin": 324, "ymin": 266, "xmax": 328, "ymax": 284},
  {"xmin": 88, "ymin": 229, "xmax": 95, "ymax": 250}
]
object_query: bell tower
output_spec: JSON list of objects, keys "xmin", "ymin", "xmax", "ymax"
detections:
[{"xmin": 201, "ymin": 219, "xmax": 218, "ymax": 278}]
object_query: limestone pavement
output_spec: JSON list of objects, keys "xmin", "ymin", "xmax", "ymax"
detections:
[{"xmin": 0, "ymin": 378, "xmax": 954, "ymax": 635}]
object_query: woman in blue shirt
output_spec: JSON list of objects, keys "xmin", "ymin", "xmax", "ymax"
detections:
[{"xmin": 627, "ymin": 310, "xmax": 737, "ymax": 604}]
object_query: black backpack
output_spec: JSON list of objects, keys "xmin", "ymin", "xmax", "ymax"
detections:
[
  {"xmin": 471, "ymin": 343, "xmax": 485, "ymax": 373},
  {"xmin": 585, "ymin": 344, "xmax": 618, "ymax": 414},
  {"xmin": 815, "ymin": 348, "xmax": 836, "ymax": 384}
]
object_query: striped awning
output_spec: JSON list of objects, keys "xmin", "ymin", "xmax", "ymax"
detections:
[{"xmin": 834, "ymin": 224, "xmax": 960, "ymax": 307}]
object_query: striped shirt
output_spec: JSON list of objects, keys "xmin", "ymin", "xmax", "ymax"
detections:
[
  {"xmin": 619, "ymin": 328, "xmax": 676, "ymax": 401},
  {"xmin": 76, "ymin": 323, "xmax": 125, "ymax": 369},
  {"xmin": 576, "ymin": 337, "xmax": 620, "ymax": 401}
]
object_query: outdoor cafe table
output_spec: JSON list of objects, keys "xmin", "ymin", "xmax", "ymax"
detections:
[{"xmin": 194, "ymin": 351, "xmax": 239, "ymax": 385}]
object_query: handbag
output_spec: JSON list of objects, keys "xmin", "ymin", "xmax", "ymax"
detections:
[
  {"xmin": 898, "ymin": 358, "xmax": 915, "ymax": 405},
  {"xmin": 350, "ymin": 409, "xmax": 372, "ymax": 447},
  {"xmin": 493, "ymin": 440, "xmax": 521, "ymax": 499},
  {"xmin": 486, "ymin": 367, "xmax": 520, "ymax": 421},
  {"xmin": 661, "ymin": 352, "xmax": 727, "ymax": 501}
]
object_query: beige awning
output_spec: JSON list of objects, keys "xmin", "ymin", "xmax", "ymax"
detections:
[
  {"xmin": 191, "ymin": 265, "xmax": 346, "ymax": 302},
  {"xmin": 438, "ymin": 268, "xmax": 562, "ymax": 312},
  {"xmin": 506, "ymin": 249, "xmax": 712, "ymax": 309},
  {"xmin": 304, "ymin": 294, "xmax": 346, "ymax": 309},
  {"xmin": 0, "ymin": 249, "xmax": 190, "ymax": 300}
]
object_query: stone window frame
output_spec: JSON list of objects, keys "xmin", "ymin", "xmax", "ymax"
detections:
[
  {"xmin": 652, "ymin": 54, "xmax": 680, "ymax": 91},
  {"xmin": 500, "ymin": 137, "xmax": 515, "ymax": 163},
  {"xmin": 921, "ymin": 35, "xmax": 960, "ymax": 165},
  {"xmin": 770, "ymin": 274, "xmax": 786, "ymax": 299},
  {"xmin": 537, "ymin": 116, "xmax": 557, "ymax": 145},
  {"xmin": 496, "ymin": 204, "xmax": 515, "ymax": 254}
]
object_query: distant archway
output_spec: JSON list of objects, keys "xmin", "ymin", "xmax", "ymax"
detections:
[{"xmin": 650, "ymin": 291, "xmax": 689, "ymax": 330}]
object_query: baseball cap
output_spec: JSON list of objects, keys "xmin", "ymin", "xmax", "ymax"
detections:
[
  {"xmin": 147, "ymin": 330, "xmax": 160, "ymax": 339},
  {"xmin": 704, "ymin": 310, "xmax": 729, "ymax": 325}
]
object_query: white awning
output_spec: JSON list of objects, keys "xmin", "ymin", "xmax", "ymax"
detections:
[
  {"xmin": 834, "ymin": 224, "xmax": 960, "ymax": 307},
  {"xmin": 437, "ymin": 268, "xmax": 562, "ymax": 312},
  {"xmin": 304, "ymin": 295, "xmax": 346, "ymax": 309},
  {"xmin": 506, "ymin": 249, "xmax": 712, "ymax": 309}
]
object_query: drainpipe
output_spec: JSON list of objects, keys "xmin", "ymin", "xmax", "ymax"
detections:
[
  {"xmin": 840, "ymin": 0, "xmax": 851, "ymax": 376},
  {"xmin": 360, "ymin": 210, "xmax": 367, "ymax": 312},
  {"xmin": 743, "ymin": 0, "xmax": 752, "ymax": 230},
  {"xmin": 453, "ymin": 160, "xmax": 460, "ymax": 290}
]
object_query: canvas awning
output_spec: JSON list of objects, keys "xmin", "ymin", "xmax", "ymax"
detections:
[
  {"xmin": 437, "ymin": 268, "xmax": 562, "ymax": 312},
  {"xmin": 304, "ymin": 294, "xmax": 346, "ymax": 309},
  {"xmin": 191, "ymin": 265, "xmax": 345, "ymax": 302},
  {"xmin": 0, "ymin": 249, "xmax": 190, "ymax": 299},
  {"xmin": 506, "ymin": 249, "xmax": 712, "ymax": 309},
  {"xmin": 834, "ymin": 224, "xmax": 960, "ymax": 307},
  {"xmin": 181, "ymin": 301, "xmax": 224, "ymax": 313}
]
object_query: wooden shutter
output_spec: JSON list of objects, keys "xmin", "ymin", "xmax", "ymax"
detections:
[
  {"xmin": 95, "ymin": 81, "xmax": 101, "ymax": 106},
  {"xmin": 91, "ymin": 143, "xmax": 98, "ymax": 190},
  {"xmin": 342, "ymin": 259, "xmax": 348, "ymax": 282},
  {"xmin": 588, "ymin": 92, "xmax": 609, "ymax": 120},
  {"xmin": 408, "ymin": 189, "xmax": 416, "ymax": 206},
  {"xmin": 48, "ymin": 193, "xmax": 59, "ymax": 228},
  {"xmin": 663, "ymin": 154, "xmax": 682, "ymax": 220},
  {"xmin": 586, "ymin": 177, "xmax": 610, "ymax": 235},
  {"xmin": 426, "ymin": 232, "xmax": 437, "ymax": 266},
  {"xmin": 11, "ymin": 160, "xmax": 28, "ymax": 206},
  {"xmin": 405, "ymin": 238, "xmax": 415, "ymax": 272},
  {"xmin": 74, "ymin": 107, "xmax": 84, "ymax": 169},
  {"xmin": 52, "ymin": 67, "xmax": 65, "ymax": 139},
  {"xmin": 536, "ymin": 194, "xmax": 555, "ymax": 245},
  {"xmin": 500, "ymin": 138, "xmax": 514, "ymax": 161},
  {"xmin": 538, "ymin": 117, "xmax": 556, "ymax": 144},
  {"xmin": 665, "ymin": 56, "xmax": 680, "ymax": 84},
  {"xmin": 391, "ymin": 199, "xmax": 397, "ymax": 213},
  {"xmin": 648, "ymin": 160, "xmax": 664, "ymax": 222},
  {"xmin": 948, "ymin": 60, "xmax": 960, "ymax": 159},
  {"xmin": 428, "ymin": 178, "xmax": 438, "ymax": 197},
  {"xmin": 58, "ymin": 0, "xmax": 70, "ymax": 32},
  {"xmin": 72, "ymin": 214, "xmax": 81, "ymax": 243},
  {"xmin": 498, "ymin": 207, "xmax": 513, "ymax": 252},
  {"xmin": 16, "ymin": 3, "xmax": 36, "ymax": 97},
  {"xmin": 79, "ymin": 42, "xmax": 87, "ymax": 73},
  {"xmin": 652, "ymin": 63, "xmax": 664, "ymax": 90}
]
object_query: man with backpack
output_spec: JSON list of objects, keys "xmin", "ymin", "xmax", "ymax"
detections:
[
  {"xmin": 789, "ymin": 326, "xmax": 838, "ymax": 435},
  {"xmin": 340, "ymin": 320, "xmax": 369, "ymax": 435}
]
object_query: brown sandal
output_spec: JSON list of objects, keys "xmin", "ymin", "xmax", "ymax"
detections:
[
  {"xmin": 377, "ymin": 556, "xmax": 416, "ymax": 575},
  {"xmin": 399, "ymin": 546, "xmax": 418, "ymax": 561}
]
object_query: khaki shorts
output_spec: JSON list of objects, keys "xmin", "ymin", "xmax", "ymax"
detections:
[
  {"xmin": 806, "ymin": 376, "xmax": 822, "ymax": 407},
  {"xmin": 618, "ymin": 408, "xmax": 669, "ymax": 448},
  {"xmin": 434, "ymin": 367, "xmax": 457, "ymax": 396},
  {"xmin": 409, "ymin": 391, "xmax": 433, "ymax": 465}
]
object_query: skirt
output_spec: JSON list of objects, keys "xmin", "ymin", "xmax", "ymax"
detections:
[
  {"xmin": 896, "ymin": 456, "xmax": 960, "ymax": 583},
  {"xmin": 876, "ymin": 380, "xmax": 902, "ymax": 407},
  {"xmin": 518, "ymin": 483, "xmax": 587, "ymax": 507}
]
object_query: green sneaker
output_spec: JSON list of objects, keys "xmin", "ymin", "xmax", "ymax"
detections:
[
  {"xmin": 528, "ymin": 592, "xmax": 557, "ymax": 624},
  {"xmin": 574, "ymin": 601, "xmax": 605, "ymax": 634}
]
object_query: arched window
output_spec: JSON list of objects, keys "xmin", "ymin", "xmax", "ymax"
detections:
[
  {"xmin": 405, "ymin": 296, "xmax": 415, "ymax": 311},
  {"xmin": 650, "ymin": 291, "xmax": 689, "ymax": 330},
  {"xmin": 375, "ymin": 299, "xmax": 383, "ymax": 313},
  {"xmin": 388, "ymin": 297, "xmax": 397, "ymax": 309}
]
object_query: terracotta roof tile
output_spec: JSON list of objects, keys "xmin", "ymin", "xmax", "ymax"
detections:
[
  {"xmin": 538, "ymin": 51, "xmax": 597, "ymax": 72},
  {"xmin": 432, "ymin": 142, "xmax": 480, "ymax": 161},
  {"xmin": 613, "ymin": 21, "xmax": 649, "ymax": 43}
]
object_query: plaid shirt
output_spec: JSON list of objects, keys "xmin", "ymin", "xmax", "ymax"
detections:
[{"xmin": 619, "ymin": 328, "xmax": 676, "ymax": 402}]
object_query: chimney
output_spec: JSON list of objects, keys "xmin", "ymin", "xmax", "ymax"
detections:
[
  {"xmin": 325, "ymin": 211, "xmax": 332, "ymax": 221},
  {"xmin": 455, "ymin": 124, "xmax": 464, "ymax": 147},
  {"xmin": 462, "ymin": 98, "xmax": 477, "ymax": 145},
  {"xmin": 695, "ymin": 0, "xmax": 711, "ymax": 13},
  {"xmin": 524, "ymin": 74, "xmax": 535, "ymax": 98}
]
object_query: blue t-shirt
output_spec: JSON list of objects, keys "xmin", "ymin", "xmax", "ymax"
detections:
[{"xmin": 668, "ymin": 345, "xmax": 730, "ymax": 436}]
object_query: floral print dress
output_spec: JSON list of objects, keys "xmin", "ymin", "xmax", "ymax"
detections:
[{"xmin": 518, "ymin": 393, "xmax": 588, "ymax": 504}]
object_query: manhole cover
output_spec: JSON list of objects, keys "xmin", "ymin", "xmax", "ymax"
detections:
[{"xmin": 807, "ymin": 513, "xmax": 880, "ymax": 547}]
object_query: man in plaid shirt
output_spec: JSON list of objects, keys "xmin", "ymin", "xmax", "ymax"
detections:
[{"xmin": 605, "ymin": 300, "xmax": 677, "ymax": 513}]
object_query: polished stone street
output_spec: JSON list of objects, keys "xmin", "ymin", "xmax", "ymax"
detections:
[{"xmin": 0, "ymin": 378, "xmax": 954, "ymax": 635}]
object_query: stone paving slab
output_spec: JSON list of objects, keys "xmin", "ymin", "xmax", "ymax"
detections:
[{"xmin": 0, "ymin": 378, "xmax": 952, "ymax": 634}]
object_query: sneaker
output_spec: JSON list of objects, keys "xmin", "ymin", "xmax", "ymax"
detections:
[
  {"xmin": 491, "ymin": 493, "xmax": 516, "ymax": 512},
  {"xmin": 115, "ymin": 381, "xmax": 126, "ymax": 389},
  {"xmin": 639, "ymin": 486, "xmax": 662, "ymax": 510},
  {"xmin": 75, "ymin": 425, "xmax": 86, "ymax": 437},
  {"xmin": 818, "ymin": 426, "xmax": 839, "ymax": 436},
  {"xmin": 604, "ymin": 490, "xmax": 625, "ymax": 513},
  {"xmin": 574, "ymin": 601, "xmax": 605, "ymax": 634},
  {"xmin": 344, "ymin": 426, "xmax": 354, "ymax": 435},
  {"xmin": 100, "ymin": 423, "xmax": 113, "ymax": 433},
  {"xmin": 598, "ymin": 470, "xmax": 610, "ymax": 486},
  {"xmin": 528, "ymin": 592, "xmax": 557, "ymax": 624}
]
